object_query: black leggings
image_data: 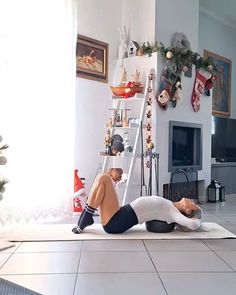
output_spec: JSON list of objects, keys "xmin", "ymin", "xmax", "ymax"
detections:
[{"xmin": 103, "ymin": 204, "xmax": 138, "ymax": 234}]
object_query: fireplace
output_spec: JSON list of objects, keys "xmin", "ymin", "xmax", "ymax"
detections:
[{"xmin": 168, "ymin": 121, "xmax": 203, "ymax": 173}]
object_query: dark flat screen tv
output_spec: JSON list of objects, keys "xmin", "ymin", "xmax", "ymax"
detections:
[
  {"xmin": 211, "ymin": 116, "xmax": 236, "ymax": 162},
  {"xmin": 168, "ymin": 121, "xmax": 203, "ymax": 172}
]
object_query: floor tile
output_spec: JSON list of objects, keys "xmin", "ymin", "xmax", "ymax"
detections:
[
  {"xmin": 0, "ymin": 253, "xmax": 12, "ymax": 268},
  {"xmin": 221, "ymin": 216, "xmax": 236, "ymax": 224},
  {"xmin": 0, "ymin": 252, "xmax": 80, "ymax": 274},
  {"xmin": 208, "ymin": 208, "xmax": 236, "ymax": 215},
  {"xmin": 78, "ymin": 251, "xmax": 155, "ymax": 273},
  {"xmin": 74, "ymin": 273, "xmax": 167, "ymax": 295},
  {"xmin": 215, "ymin": 251, "xmax": 236, "ymax": 270},
  {"xmin": 160, "ymin": 272, "xmax": 236, "ymax": 295},
  {"xmin": 0, "ymin": 274, "xmax": 76, "ymax": 295},
  {"xmin": 16, "ymin": 241, "xmax": 82, "ymax": 253},
  {"xmin": 223, "ymin": 224, "xmax": 236, "ymax": 234},
  {"xmin": 0, "ymin": 242, "xmax": 20, "ymax": 253},
  {"xmin": 82, "ymin": 240, "xmax": 145, "ymax": 251},
  {"xmin": 203, "ymin": 239, "xmax": 236, "ymax": 251},
  {"xmin": 201, "ymin": 216, "xmax": 231, "ymax": 226},
  {"xmin": 149, "ymin": 251, "xmax": 232, "ymax": 272},
  {"xmin": 144, "ymin": 239, "xmax": 210, "ymax": 252}
]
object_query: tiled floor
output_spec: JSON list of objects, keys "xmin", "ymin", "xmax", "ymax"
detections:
[{"xmin": 0, "ymin": 195, "xmax": 236, "ymax": 295}]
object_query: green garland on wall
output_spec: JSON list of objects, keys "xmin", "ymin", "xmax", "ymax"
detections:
[{"xmin": 140, "ymin": 41, "xmax": 218, "ymax": 74}]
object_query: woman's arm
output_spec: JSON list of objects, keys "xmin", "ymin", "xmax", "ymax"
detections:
[{"xmin": 172, "ymin": 208, "xmax": 201, "ymax": 230}]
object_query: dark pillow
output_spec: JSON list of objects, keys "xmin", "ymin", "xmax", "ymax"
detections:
[{"xmin": 145, "ymin": 220, "xmax": 176, "ymax": 233}]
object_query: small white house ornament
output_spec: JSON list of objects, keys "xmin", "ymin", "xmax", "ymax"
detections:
[{"xmin": 128, "ymin": 41, "xmax": 139, "ymax": 57}]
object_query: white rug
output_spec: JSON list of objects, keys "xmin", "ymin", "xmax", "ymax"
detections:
[{"xmin": 6, "ymin": 222, "xmax": 236, "ymax": 241}]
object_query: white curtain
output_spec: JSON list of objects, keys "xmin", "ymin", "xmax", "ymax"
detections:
[{"xmin": 0, "ymin": 0, "xmax": 78, "ymax": 224}]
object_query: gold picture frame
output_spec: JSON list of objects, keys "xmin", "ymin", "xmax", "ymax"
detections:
[
  {"xmin": 76, "ymin": 34, "xmax": 108, "ymax": 83},
  {"xmin": 204, "ymin": 50, "xmax": 231, "ymax": 117}
]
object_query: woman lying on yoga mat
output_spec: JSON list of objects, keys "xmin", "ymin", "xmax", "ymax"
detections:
[{"xmin": 72, "ymin": 168, "xmax": 202, "ymax": 234}]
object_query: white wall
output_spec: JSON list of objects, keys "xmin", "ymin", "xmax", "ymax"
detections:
[
  {"xmin": 76, "ymin": 0, "xmax": 122, "ymax": 189},
  {"xmin": 76, "ymin": 0, "xmax": 213, "ymax": 202},
  {"xmin": 154, "ymin": 0, "xmax": 211, "ymax": 202},
  {"xmin": 155, "ymin": 0, "xmax": 199, "ymax": 51},
  {"xmin": 199, "ymin": 10, "xmax": 236, "ymax": 119},
  {"xmin": 76, "ymin": 0, "xmax": 156, "ymax": 190},
  {"xmin": 121, "ymin": 0, "xmax": 156, "ymax": 44}
]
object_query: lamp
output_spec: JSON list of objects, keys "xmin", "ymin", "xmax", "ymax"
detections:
[{"xmin": 207, "ymin": 180, "xmax": 225, "ymax": 202}]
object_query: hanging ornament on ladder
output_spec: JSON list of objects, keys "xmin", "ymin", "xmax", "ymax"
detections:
[
  {"xmin": 144, "ymin": 69, "xmax": 155, "ymax": 167},
  {"xmin": 143, "ymin": 69, "xmax": 159, "ymax": 195}
]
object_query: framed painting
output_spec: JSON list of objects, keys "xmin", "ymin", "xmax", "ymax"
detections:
[
  {"xmin": 76, "ymin": 34, "xmax": 108, "ymax": 83},
  {"xmin": 204, "ymin": 50, "xmax": 231, "ymax": 117}
]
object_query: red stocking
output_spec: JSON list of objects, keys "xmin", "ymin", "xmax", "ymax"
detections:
[{"xmin": 191, "ymin": 69, "xmax": 211, "ymax": 112}]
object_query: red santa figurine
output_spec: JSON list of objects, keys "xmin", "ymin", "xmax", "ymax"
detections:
[{"xmin": 73, "ymin": 169, "xmax": 87, "ymax": 214}]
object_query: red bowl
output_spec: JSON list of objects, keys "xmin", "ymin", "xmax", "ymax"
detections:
[{"xmin": 110, "ymin": 86, "xmax": 144, "ymax": 98}]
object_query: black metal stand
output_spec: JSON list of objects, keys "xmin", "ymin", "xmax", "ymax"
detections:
[
  {"xmin": 169, "ymin": 168, "xmax": 198, "ymax": 201},
  {"xmin": 145, "ymin": 151, "xmax": 159, "ymax": 196},
  {"xmin": 140, "ymin": 121, "xmax": 147, "ymax": 196}
]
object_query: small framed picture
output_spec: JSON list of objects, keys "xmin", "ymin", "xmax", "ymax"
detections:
[
  {"xmin": 204, "ymin": 50, "xmax": 231, "ymax": 117},
  {"xmin": 76, "ymin": 35, "xmax": 109, "ymax": 83}
]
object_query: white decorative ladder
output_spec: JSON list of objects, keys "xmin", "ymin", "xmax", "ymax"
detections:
[{"xmin": 101, "ymin": 78, "xmax": 150, "ymax": 205}]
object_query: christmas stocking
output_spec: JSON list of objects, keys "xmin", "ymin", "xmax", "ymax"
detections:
[
  {"xmin": 191, "ymin": 69, "xmax": 211, "ymax": 112},
  {"xmin": 156, "ymin": 67, "xmax": 178, "ymax": 110}
]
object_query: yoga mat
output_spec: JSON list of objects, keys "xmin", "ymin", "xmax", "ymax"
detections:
[{"xmin": 6, "ymin": 222, "xmax": 236, "ymax": 241}]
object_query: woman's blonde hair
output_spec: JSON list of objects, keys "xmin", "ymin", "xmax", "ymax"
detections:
[
  {"xmin": 178, "ymin": 198, "xmax": 202, "ymax": 231},
  {"xmin": 108, "ymin": 168, "xmax": 123, "ymax": 174}
]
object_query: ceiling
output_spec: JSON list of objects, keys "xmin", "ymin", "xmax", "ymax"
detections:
[{"xmin": 200, "ymin": 0, "xmax": 236, "ymax": 29}]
